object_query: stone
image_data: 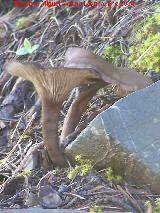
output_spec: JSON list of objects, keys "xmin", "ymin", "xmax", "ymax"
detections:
[
  {"xmin": 37, "ymin": 172, "xmax": 63, "ymax": 208},
  {"xmin": 65, "ymin": 81, "xmax": 160, "ymax": 194},
  {"xmin": 0, "ymin": 208, "xmax": 130, "ymax": 213}
]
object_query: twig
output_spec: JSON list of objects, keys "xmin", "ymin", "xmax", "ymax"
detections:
[
  {"xmin": 136, "ymin": 40, "xmax": 157, "ymax": 63},
  {"xmin": 63, "ymin": 192, "xmax": 85, "ymax": 200},
  {"xmin": 0, "ymin": 112, "xmax": 36, "ymax": 169},
  {"xmin": 14, "ymin": 142, "xmax": 43, "ymax": 174}
]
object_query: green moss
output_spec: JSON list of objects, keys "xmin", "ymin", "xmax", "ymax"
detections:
[
  {"xmin": 145, "ymin": 198, "xmax": 160, "ymax": 213},
  {"xmin": 89, "ymin": 205, "xmax": 103, "ymax": 213},
  {"xmin": 155, "ymin": 198, "xmax": 160, "ymax": 213},
  {"xmin": 67, "ymin": 155, "xmax": 93, "ymax": 180},
  {"xmin": 105, "ymin": 167, "xmax": 122, "ymax": 185},
  {"xmin": 96, "ymin": 88, "xmax": 105, "ymax": 96},
  {"xmin": 103, "ymin": 45, "xmax": 122, "ymax": 65},
  {"xmin": 129, "ymin": 13, "xmax": 160, "ymax": 72},
  {"xmin": 16, "ymin": 17, "xmax": 31, "ymax": 29},
  {"xmin": 18, "ymin": 169, "xmax": 32, "ymax": 177}
]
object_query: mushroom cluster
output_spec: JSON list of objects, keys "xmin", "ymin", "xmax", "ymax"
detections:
[{"xmin": 6, "ymin": 48, "xmax": 152, "ymax": 167}]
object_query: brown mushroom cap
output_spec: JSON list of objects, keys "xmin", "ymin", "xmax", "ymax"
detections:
[
  {"xmin": 64, "ymin": 47, "xmax": 152, "ymax": 91},
  {"xmin": 6, "ymin": 61, "xmax": 99, "ymax": 102}
]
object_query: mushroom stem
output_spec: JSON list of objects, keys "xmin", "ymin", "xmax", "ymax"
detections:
[
  {"xmin": 60, "ymin": 81, "xmax": 106, "ymax": 143},
  {"xmin": 42, "ymin": 98, "xmax": 67, "ymax": 167}
]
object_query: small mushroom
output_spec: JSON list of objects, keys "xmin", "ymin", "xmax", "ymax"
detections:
[
  {"xmin": 61, "ymin": 47, "xmax": 152, "ymax": 142},
  {"xmin": 64, "ymin": 47, "xmax": 152, "ymax": 91},
  {"xmin": 6, "ymin": 62, "xmax": 99, "ymax": 167}
]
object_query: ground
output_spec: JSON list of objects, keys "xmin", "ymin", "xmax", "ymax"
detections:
[{"xmin": 0, "ymin": 1, "xmax": 159, "ymax": 212}]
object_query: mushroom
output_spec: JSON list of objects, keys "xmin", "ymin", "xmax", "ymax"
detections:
[
  {"xmin": 6, "ymin": 62, "xmax": 99, "ymax": 167},
  {"xmin": 60, "ymin": 47, "xmax": 152, "ymax": 142},
  {"xmin": 60, "ymin": 80, "xmax": 106, "ymax": 142},
  {"xmin": 64, "ymin": 47, "xmax": 152, "ymax": 91}
]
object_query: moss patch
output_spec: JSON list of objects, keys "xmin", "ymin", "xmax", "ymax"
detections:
[{"xmin": 128, "ymin": 13, "xmax": 160, "ymax": 72}]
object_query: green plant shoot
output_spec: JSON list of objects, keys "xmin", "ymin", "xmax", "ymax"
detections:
[{"xmin": 16, "ymin": 38, "xmax": 40, "ymax": 56}]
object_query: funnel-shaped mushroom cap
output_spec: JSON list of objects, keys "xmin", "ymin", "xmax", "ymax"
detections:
[
  {"xmin": 6, "ymin": 62, "xmax": 99, "ymax": 103},
  {"xmin": 64, "ymin": 47, "xmax": 152, "ymax": 91}
]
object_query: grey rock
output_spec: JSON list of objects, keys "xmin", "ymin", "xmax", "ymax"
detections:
[
  {"xmin": 37, "ymin": 173, "xmax": 63, "ymax": 208},
  {"xmin": 65, "ymin": 81, "xmax": 160, "ymax": 194},
  {"xmin": 0, "ymin": 208, "xmax": 130, "ymax": 213},
  {"xmin": 38, "ymin": 185, "xmax": 63, "ymax": 208}
]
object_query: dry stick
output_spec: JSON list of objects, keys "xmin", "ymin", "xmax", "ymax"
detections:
[
  {"xmin": 136, "ymin": 40, "xmax": 157, "ymax": 63},
  {"xmin": 0, "ymin": 71, "xmax": 12, "ymax": 94},
  {"xmin": 63, "ymin": 192, "xmax": 85, "ymax": 200},
  {"xmin": 117, "ymin": 185, "xmax": 143, "ymax": 213},
  {"xmin": 0, "ymin": 112, "xmax": 36, "ymax": 169},
  {"xmin": 26, "ymin": 98, "xmax": 41, "ymax": 119},
  {"xmin": 0, "ymin": 78, "xmax": 33, "ymax": 120},
  {"xmin": 10, "ymin": 115, "xmax": 24, "ymax": 140},
  {"xmin": 14, "ymin": 142, "xmax": 43, "ymax": 174}
]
